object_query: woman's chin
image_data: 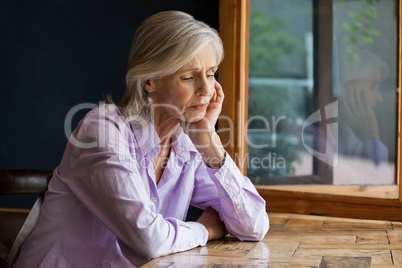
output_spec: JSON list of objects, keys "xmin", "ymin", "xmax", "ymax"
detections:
[{"xmin": 184, "ymin": 113, "xmax": 206, "ymax": 124}]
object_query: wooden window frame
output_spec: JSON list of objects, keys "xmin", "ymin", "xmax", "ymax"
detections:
[{"xmin": 218, "ymin": 0, "xmax": 402, "ymax": 221}]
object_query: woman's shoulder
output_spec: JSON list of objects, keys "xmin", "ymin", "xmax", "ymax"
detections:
[
  {"xmin": 84, "ymin": 104, "xmax": 150, "ymax": 130},
  {"xmin": 63, "ymin": 103, "xmax": 141, "ymax": 159},
  {"xmin": 70, "ymin": 103, "xmax": 133, "ymax": 141},
  {"xmin": 78, "ymin": 103, "xmax": 128, "ymax": 128},
  {"xmin": 84, "ymin": 103, "xmax": 122, "ymax": 119},
  {"xmin": 78, "ymin": 103, "xmax": 156, "ymax": 145}
]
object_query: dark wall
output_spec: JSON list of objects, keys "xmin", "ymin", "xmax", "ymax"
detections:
[
  {"xmin": 0, "ymin": 0, "xmax": 219, "ymax": 170},
  {"xmin": 0, "ymin": 0, "xmax": 219, "ymax": 207}
]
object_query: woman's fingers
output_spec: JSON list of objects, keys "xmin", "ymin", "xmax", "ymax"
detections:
[
  {"xmin": 196, "ymin": 207, "xmax": 227, "ymax": 240},
  {"xmin": 214, "ymin": 81, "xmax": 224, "ymax": 104}
]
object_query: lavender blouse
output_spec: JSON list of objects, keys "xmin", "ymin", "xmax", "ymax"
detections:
[{"xmin": 15, "ymin": 104, "xmax": 269, "ymax": 267}]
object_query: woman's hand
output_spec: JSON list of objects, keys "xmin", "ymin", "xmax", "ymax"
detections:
[
  {"xmin": 202, "ymin": 80, "xmax": 224, "ymax": 128},
  {"xmin": 196, "ymin": 207, "xmax": 228, "ymax": 241},
  {"xmin": 185, "ymin": 81, "xmax": 226, "ymax": 168},
  {"xmin": 189, "ymin": 80, "xmax": 224, "ymax": 132}
]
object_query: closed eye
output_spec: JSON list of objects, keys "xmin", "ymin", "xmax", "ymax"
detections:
[{"xmin": 207, "ymin": 70, "xmax": 217, "ymax": 79}]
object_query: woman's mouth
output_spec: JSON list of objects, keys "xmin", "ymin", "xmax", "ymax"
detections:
[{"xmin": 191, "ymin": 103, "xmax": 208, "ymax": 111}]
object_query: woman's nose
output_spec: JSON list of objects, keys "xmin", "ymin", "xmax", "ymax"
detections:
[{"xmin": 196, "ymin": 76, "xmax": 214, "ymax": 97}]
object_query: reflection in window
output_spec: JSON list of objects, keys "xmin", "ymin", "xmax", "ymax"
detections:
[{"xmin": 248, "ymin": 0, "xmax": 397, "ymax": 185}]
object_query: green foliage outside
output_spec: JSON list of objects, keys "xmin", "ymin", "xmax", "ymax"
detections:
[
  {"xmin": 248, "ymin": 10, "xmax": 305, "ymax": 181},
  {"xmin": 341, "ymin": 0, "xmax": 382, "ymax": 62},
  {"xmin": 249, "ymin": 10, "xmax": 303, "ymax": 77},
  {"xmin": 247, "ymin": 0, "xmax": 392, "ymax": 182}
]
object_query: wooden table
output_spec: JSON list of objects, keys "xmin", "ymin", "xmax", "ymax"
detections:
[{"xmin": 141, "ymin": 213, "xmax": 402, "ymax": 268}]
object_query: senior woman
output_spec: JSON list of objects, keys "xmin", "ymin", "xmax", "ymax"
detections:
[{"xmin": 15, "ymin": 11, "xmax": 269, "ymax": 267}]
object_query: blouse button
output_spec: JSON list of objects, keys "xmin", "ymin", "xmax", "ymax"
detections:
[
  {"xmin": 152, "ymin": 197, "xmax": 158, "ymax": 203},
  {"xmin": 224, "ymin": 179, "xmax": 230, "ymax": 185},
  {"xmin": 236, "ymin": 205, "xmax": 241, "ymax": 210}
]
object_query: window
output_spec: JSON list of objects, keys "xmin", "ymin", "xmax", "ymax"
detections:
[{"xmin": 219, "ymin": 0, "xmax": 402, "ymax": 220}]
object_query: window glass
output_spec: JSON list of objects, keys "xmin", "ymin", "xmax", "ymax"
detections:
[{"xmin": 248, "ymin": 0, "xmax": 397, "ymax": 185}]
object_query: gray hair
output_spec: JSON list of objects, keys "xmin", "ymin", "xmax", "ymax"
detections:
[{"xmin": 111, "ymin": 11, "xmax": 224, "ymax": 121}]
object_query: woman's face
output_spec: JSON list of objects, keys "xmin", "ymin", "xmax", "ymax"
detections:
[{"xmin": 145, "ymin": 44, "xmax": 218, "ymax": 123}]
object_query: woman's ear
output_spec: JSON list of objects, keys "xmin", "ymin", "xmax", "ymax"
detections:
[{"xmin": 143, "ymin": 79, "xmax": 157, "ymax": 93}]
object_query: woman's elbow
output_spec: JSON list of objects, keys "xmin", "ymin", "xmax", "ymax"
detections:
[
  {"xmin": 254, "ymin": 218, "xmax": 270, "ymax": 241},
  {"xmin": 140, "ymin": 237, "xmax": 174, "ymax": 259},
  {"xmin": 258, "ymin": 213, "xmax": 270, "ymax": 239},
  {"xmin": 237, "ymin": 213, "xmax": 270, "ymax": 241},
  {"xmin": 142, "ymin": 247, "xmax": 167, "ymax": 259},
  {"xmin": 121, "ymin": 234, "xmax": 171, "ymax": 260}
]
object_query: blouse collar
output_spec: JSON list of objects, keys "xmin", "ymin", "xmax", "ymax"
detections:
[{"xmin": 131, "ymin": 117, "xmax": 198, "ymax": 163}]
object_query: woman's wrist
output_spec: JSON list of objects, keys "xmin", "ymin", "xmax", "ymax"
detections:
[
  {"xmin": 202, "ymin": 150, "xmax": 225, "ymax": 169},
  {"xmin": 195, "ymin": 132, "xmax": 225, "ymax": 169},
  {"xmin": 187, "ymin": 127, "xmax": 226, "ymax": 168}
]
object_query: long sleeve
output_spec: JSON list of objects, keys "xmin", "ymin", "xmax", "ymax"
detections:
[
  {"xmin": 59, "ymin": 107, "xmax": 208, "ymax": 262},
  {"xmin": 191, "ymin": 153, "xmax": 270, "ymax": 241}
]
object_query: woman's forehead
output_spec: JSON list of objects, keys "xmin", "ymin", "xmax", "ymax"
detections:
[{"xmin": 178, "ymin": 45, "xmax": 219, "ymax": 72}]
